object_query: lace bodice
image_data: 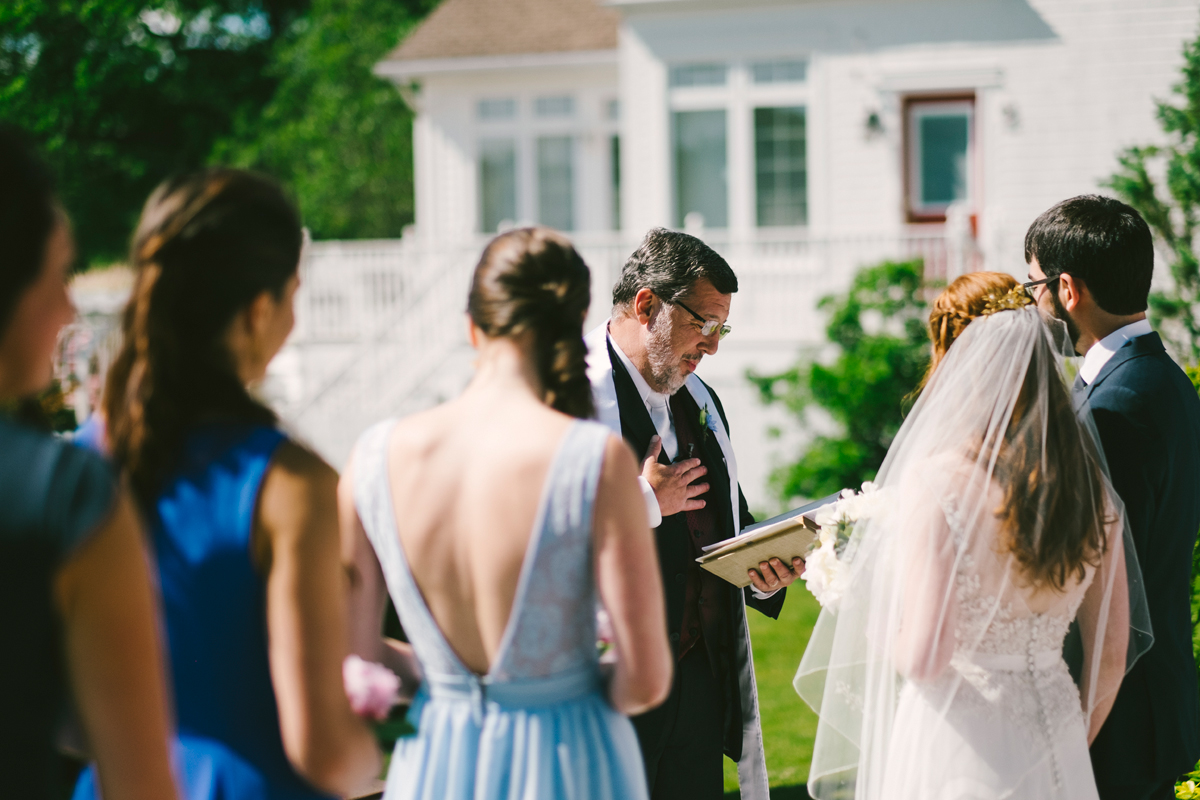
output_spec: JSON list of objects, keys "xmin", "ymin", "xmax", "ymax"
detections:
[
  {"xmin": 354, "ymin": 419, "xmax": 610, "ymax": 686},
  {"xmin": 940, "ymin": 495, "xmax": 1092, "ymax": 658}
]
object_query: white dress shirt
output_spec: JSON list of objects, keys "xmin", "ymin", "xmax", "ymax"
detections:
[
  {"xmin": 609, "ymin": 335, "xmax": 679, "ymax": 460},
  {"xmin": 1079, "ymin": 318, "xmax": 1154, "ymax": 385},
  {"xmin": 608, "ymin": 335, "xmax": 779, "ymax": 598}
]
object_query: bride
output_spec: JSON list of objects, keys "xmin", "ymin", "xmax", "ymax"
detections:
[{"xmin": 795, "ymin": 274, "xmax": 1153, "ymax": 800}]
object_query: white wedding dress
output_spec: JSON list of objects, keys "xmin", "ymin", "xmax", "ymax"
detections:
[
  {"xmin": 795, "ymin": 306, "xmax": 1152, "ymax": 800},
  {"xmin": 882, "ymin": 489, "xmax": 1100, "ymax": 800}
]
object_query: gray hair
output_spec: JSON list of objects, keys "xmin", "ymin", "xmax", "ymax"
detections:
[{"xmin": 611, "ymin": 228, "xmax": 737, "ymax": 312}]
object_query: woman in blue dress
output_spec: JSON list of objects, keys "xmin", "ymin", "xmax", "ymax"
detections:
[
  {"xmin": 75, "ymin": 168, "xmax": 381, "ymax": 800},
  {"xmin": 0, "ymin": 126, "xmax": 176, "ymax": 800},
  {"xmin": 340, "ymin": 227, "xmax": 674, "ymax": 799}
]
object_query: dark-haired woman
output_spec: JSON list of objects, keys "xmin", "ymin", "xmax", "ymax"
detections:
[
  {"xmin": 341, "ymin": 227, "xmax": 672, "ymax": 799},
  {"xmin": 0, "ymin": 128, "xmax": 177, "ymax": 800},
  {"xmin": 73, "ymin": 168, "xmax": 380, "ymax": 800}
]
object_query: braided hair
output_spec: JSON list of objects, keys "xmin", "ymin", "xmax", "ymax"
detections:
[
  {"xmin": 467, "ymin": 228, "xmax": 594, "ymax": 419},
  {"xmin": 915, "ymin": 271, "xmax": 1020, "ymax": 394},
  {"xmin": 105, "ymin": 168, "xmax": 302, "ymax": 504}
]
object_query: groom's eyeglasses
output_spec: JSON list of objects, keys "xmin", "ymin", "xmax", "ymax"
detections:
[
  {"xmin": 1022, "ymin": 276, "xmax": 1060, "ymax": 301},
  {"xmin": 673, "ymin": 299, "xmax": 732, "ymax": 340}
]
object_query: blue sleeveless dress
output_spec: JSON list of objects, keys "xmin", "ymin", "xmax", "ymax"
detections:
[
  {"xmin": 354, "ymin": 419, "xmax": 649, "ymax": 800},
  {"xmin": 75, "ymin": 424, "xmax": 333, "ymax": 800}
]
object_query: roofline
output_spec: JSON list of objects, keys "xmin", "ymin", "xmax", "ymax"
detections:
[{"xmin": 374, "ymin": 48, "xmax": 618, "ymax": 81}]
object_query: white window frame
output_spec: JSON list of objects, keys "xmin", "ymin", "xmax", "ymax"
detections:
[
  {"xmin": 904, "ymin": 96, "xmax": 976, "ymax": 222},
  {"xmin": 668, "ymin": 58, "xmax": 811, "ymax": 235},
  {"xmin": 474, "ymin": 91, "xmax": 619, "ymax": 233}
]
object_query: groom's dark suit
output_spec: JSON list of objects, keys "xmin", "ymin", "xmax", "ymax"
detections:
[
  {"xmin": 606, "ymin": 340, "xmax": 784, "ymax": 799},
  {"xmin": 1075, "ymin": 332, "xmax": 1200, "ymax": 798}
]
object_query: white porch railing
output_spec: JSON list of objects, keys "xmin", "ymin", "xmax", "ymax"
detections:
[{"xmin": 272, "ymin": 230, "xmax": 976, "ymax": 466}]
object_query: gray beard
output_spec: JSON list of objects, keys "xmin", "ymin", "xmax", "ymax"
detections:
[{"xmin": 645, "ymin": 312, "xmax": 689, "ymax": 395}]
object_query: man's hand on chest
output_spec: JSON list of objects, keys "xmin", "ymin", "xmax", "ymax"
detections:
[{"xmin": 640, "ymin": 435, "xmax": 709, "ymax": 518}]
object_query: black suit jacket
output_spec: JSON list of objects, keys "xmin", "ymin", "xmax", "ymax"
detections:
[
  {"xmin": 607, "ymin": 341, "xmax": 785, "ymax": 761},
  {"xmin": 1079, "ymin": 333, "xmax": 1200, "ymax": 786}
]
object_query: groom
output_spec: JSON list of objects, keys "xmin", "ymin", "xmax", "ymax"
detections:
[
  {"xmin": 586, "ymin": 228, "xmax": 801, "ymax": 800},
  {"xmin": 1026, "ymin": 195, "xmax": 1200, "ymax": 800}
]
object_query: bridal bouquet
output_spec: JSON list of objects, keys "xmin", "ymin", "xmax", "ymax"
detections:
[
  {"xmin": 801, "ymin": 482, "xmax": 881, "ymax": 609},
  {"xmin": 343, "ymin": 655, "xmax": 415, "ymax": 747}
]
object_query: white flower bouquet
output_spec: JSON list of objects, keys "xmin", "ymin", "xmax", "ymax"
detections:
[{"xmin": 801, "ymin": 482, "xmax": 880, "ymax": 609}]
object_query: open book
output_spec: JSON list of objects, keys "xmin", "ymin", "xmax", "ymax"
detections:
[{"xmin": 696, "ymin": 493, "xmax": 841, "ymax": 588}]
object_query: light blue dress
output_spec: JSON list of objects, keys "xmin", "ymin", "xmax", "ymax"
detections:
[{"xmin": 353, "ymin": 419, "xmax": 650, "ymax": 800}]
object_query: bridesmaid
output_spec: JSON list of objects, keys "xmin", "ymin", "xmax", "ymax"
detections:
[
  {"xmin": 341, "ymin": 227, "xmax": 673, "ymax": 799},
  {"xmin": 74, "ymin": 168, "xmax": 380, "ymax": 800},
  {"xmin": 0, "ymin": 127, "xmax": 176, "ymax": 800}
]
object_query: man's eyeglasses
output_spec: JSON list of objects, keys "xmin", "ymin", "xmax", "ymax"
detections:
[
  {"xmin": 673, "ymin": 299, "xmax": 732, "ymax": 340},
  {"xmin": 1022, "ymin": 275, "xmax": 1060, "ymax": 300}
]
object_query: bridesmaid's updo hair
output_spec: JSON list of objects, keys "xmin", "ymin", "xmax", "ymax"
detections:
[
  {"xmin": 0, "ymin": 126, "xmax": 58, "ymax": 338},
  {"xmin": 105, "ymin": 168, "xmax": 302, "ymax": 503},
  {"xmin": 468, "ymin": 228, "xmax": 594, "ymax": 419}
]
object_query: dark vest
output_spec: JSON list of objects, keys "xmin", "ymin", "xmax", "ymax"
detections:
[{"xmin": 671, "ymin": 388, "xmax": 732, "ymax": 681}]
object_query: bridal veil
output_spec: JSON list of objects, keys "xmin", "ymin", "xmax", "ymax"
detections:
[{"xmin": 794, "ymin": 305, "xmax": 1153, "ymax": 799}]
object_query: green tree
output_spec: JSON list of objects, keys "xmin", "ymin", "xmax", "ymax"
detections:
[
  {"xmin": 1106, "ymin": 23, "xmax": 1200, "ymax": 362},
  {"xmin": 215, "ymin": 0, "xmax": 435, "ymax": 240},
  {"xmin": 748, "ymin": 259, "xmax": 931, "ymax": 504},
  {"xmin": 1, "ymin": 0, "xmax": 308, "ymax": 265}
]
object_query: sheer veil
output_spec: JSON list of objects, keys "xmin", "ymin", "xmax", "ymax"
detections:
[{"xmin": 794, "ymin": 305, "xmax": 1153, "ymax": 799}]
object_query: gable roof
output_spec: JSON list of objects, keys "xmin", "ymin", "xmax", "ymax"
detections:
[{"xmin": 386, "ymin": 0, "xmax": 619, "ymax": 62}]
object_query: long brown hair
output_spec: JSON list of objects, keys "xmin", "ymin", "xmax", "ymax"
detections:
[
  {"xmin": 467, "ymin": 227, "xmax": 594, "ymax": 419},
  {"xmin": 105, "ymin": 169, "xmax": 302, "ymax": 503},
  {"xmin": 993, "ymin": 327, "xmax": 1108, "ymax": 590},
  {"xmin": 929, "ymin": 273, "xmax": 1109, "ymax": 589}
]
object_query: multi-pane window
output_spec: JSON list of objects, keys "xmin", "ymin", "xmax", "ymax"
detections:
[
  {"xmin": 906, "ymin": 97, "xmax": 974, "ymax": 220},
  {"xmin": 477, "ymin": 98, "xmax": 516, "ymax": 121},
  {"xmin": 479, "ymin": 138, "xmax": 516, "ymax": 233},
  {"xmin": 755, "ymin": 106, "xmax": 807, "ymax": 226},
  {"xmin": 537, "ymin": 136, "xmax": 574, "ymax": 232},
  {"xmin": 674, "ymin": 110, "xmax": 727, "ymax": 229},
  {"xmin": 535, "ymin": 95, "xmax": 574, "ymax": 118},
  {"xmin": 669, "ymin": 64, "xmax": 727, "ymax": 88},
  {"xmin": 751, "ymin": 60, "xmax": 808, "ymax": 85}
]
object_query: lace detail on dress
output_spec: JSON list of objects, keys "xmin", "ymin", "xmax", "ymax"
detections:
[{"xmin": 934, "ymin": 494, "xmax": 1092, "ymax": 793}]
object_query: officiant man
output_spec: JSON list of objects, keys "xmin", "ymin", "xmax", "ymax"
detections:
[{"xmin": 586, "ymin": 228, "xmax": 802, "ymax": 800}]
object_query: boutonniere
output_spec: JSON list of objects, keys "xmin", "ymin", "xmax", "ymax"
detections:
[{"xmin": 698, "ymin": 404, "xmax": 718, "ymax": 444}]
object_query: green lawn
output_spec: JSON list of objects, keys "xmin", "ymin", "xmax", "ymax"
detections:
[{"xmin": 722, "ymin": 586, "xmax": 822, "ymax": 795}]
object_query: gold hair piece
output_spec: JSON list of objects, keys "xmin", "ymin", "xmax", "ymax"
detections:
[{"xmin": 981, "ymin": 285, "xmax": 1034, "ymax": 316}]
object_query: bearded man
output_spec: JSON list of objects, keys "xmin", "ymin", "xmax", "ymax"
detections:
[{"xmin": 585, "ymin": 228, "xmax": 802, "ymax": 800}]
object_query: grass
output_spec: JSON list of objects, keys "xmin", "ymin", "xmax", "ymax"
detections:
[{"xmin": 722, "ymin": 586, "xmax": 822, "ymax": 796}]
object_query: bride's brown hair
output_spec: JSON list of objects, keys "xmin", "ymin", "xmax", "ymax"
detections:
[
  {"xmin": 919, "ymin": 271, "xmax": 1019, "ymax": 390},
  {"xmin": 996, "ymin": 327, "xmax": 1108, "ymax": 590},
  {"xmin": 921, "ymin": 272, "xmax": 1107, "ymax": 589},
  {"xmin": 468, "ymin": 227, "xmax": 594, "ymax": 419}
]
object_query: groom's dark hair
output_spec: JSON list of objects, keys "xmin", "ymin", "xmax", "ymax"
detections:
[
  {"xmin": 612, "ymin": 227, "xmax": 737, "ymax": 312},
  {"xmin": 1023, "ymin": 194, "xmax": 1153, "ymax": 315}
]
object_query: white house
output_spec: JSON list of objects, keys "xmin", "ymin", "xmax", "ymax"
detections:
[{"xmin": 273, "ymin": 0, "xmax": 1199, "ymax": 509}]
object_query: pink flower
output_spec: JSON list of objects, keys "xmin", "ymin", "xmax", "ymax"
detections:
[
  {"xmin": 343, "ymin": 655, "xmax": 400, "ymax": 722},
  {"xmin": 596, "ymin": 608, "xmax": 615, "ymax": 646}
]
